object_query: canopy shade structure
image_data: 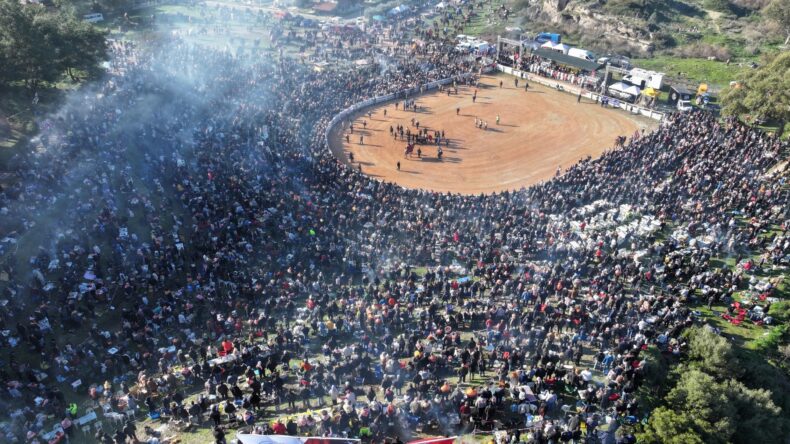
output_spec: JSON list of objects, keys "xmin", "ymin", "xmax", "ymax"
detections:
[
  {"xmin": 531, "ymin": 47, "xmax": 604, "ymax": 72},
  {"xmin": 540, "ymin": 41, "xmax": 570, "ymax": 53},
  {"xmin": 624, "ymin": 85, "xmax": 641, "ymax": 96},
  {"xmin": 642, "ymin": 87, "xmax": 658, "ymax": 97}
]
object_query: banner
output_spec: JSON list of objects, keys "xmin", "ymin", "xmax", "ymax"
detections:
[
  {"xmin": 236, "ymin": 435, "xmax": 361, "ymax": 444},
  {"xmin": 237, "ymin": 435, "xmax": 302, "ymax": 444},
  {"xmin": 407, "ymin": 437, "xmax": 457, "ymax": 444}
]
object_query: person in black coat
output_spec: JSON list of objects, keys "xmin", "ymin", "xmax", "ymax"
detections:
[
  {"xmin": 224, "ymin": 401, "xmax": 237, "ymax": 422},
  {"xmin": 214, "ymin": 426, "xmax": 227, "ymax": 444},
  {"xmin": 210, "ymin": 405, "xmax": 221, "ymax": 426},
  {"xmin": 217, "ymin": 382, "xmax": 229, "ymax": 400},
  {"xmin": 188, "ymin": 401, "xmax": 201, "ymax": 423},
  {"xmin": 123, "ymin": 420, "xmax": 137, "ymax": 440},
  {"xmin": 145, "ymin": 396, "xmax": 157, "ymax": 412},
  {"xmin": 230, "ymin": 384, "xmax": 243, "ymax": 400},
  {"xmin": 250, "ymin": 391, "xmax": 261, "ymax": 410},
  {"xmin": 113, "ymin": 428, "xmax": 126, "ymax": 444},
  {"xmin": 286, "ymin": 418, "xmax": 298, "ymax": 435}
]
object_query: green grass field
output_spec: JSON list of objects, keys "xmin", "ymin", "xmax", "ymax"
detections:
[{"xmin": 631, "ymin": 56, "xmax": 746, "ymax": 87}]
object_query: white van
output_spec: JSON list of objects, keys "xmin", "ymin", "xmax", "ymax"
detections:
[
  {"xmin": 568, "ymin": 48, "xmax": 595, "ymax": 62},
  {"xmin": 455, "ymin": 42, "xmax": 471, "ymax": 52},
  {"xmin": 677, "ymin": 100, "xmax": 693, "ymax": 112},
  {"xmin": 472, "ymin": 41, "xmax": 490, "ymax": 52}
]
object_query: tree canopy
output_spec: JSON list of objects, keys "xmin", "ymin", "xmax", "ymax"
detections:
[
  {"xmin": 638, "ymin": 328, "xmax": 788, "ymax": 443},
  {"xmin": 686, "ymin": 324, "xmax": 741, "ymax": 378},
  {"xmin": 0, "ymin": 0, "xmax": 108, "ymax": 89},
  {"xmin": 764, "ymin": 0, "xmax": 790, "ymax": 45},
  {"xmin": 720, "ymin": 51, "xmax": 790, "ymax": 136}
]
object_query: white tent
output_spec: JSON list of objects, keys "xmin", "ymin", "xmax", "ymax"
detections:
[
  {"xmin": 608, "ymin": 82, "xmax": 641, "ymax": 98},
  {"xmin": 389, "ymin": 5, "xmax": 409, "ymax": 15},
  {"xmin": 610, "ymin": 82, "xmax": 640, "ymax": 94},
  {"xmin": 624, "ymin": 85, "xmax": 641, "ymax": 96},
  {"xmin": 608, "ymin": 82, "xmax": 628, "ymax": 92},
  {"xmin": 436, "ymin": 1, "xmax": 447, "ymax": 9},
  {"xmin": 540, "ymin": 41, "xmax": 570, "ymax": 54}
]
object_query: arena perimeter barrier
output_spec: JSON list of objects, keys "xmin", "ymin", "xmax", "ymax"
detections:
[
  {"xmin": 325, "ymin": 72, "xmax": 478, "ymax": 151},
  {"xmin": 496, "ymin": 64, "xmax": 665, "ymax": 122}
]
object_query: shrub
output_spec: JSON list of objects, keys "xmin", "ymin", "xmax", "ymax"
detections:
[
  {"xmin": 704, "ymin": 0, "xmax": 734, "ymax": 13},
  {"xmin": 768, "ymin": 300, "xmax": 790, "ymax": 322},
  {"xmin": 753, "ymin": 324, "xmax": 789, "ymax": 353},
  {"xmin": 687, "ymin": 327, "xmax": 741, "ymax": 379},
  {"xmin": 675, "ymin": 43, "xmax": 731, "ymax": 60},
  {"xmin": 730, "ymin": 0, "xmax": 771, "ymax": 9},
  {"xmin": 652, "ymin": 32, "xmax": 677, "ymax": 49}
]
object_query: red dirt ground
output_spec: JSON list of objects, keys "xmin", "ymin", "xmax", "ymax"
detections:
[{"xmin": 329, "ymin": 74, "xmax": 654, "ymax": 195}]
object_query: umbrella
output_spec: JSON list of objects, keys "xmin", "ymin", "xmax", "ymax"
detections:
[{"xmin": 642, "ymin": 87, "xmax": 658, "ymax": 97}]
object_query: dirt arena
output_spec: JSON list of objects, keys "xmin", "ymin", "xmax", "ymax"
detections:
[{"xmin": 329, "ymin": 74, "xmax": 655, "ymax": 195}]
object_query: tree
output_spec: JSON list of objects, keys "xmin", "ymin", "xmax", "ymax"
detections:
[
  {"xmin": 638, "ymin": 407, "xmax": 706, "ymax": 444},
  {"xmin": 0, "ymin": 0, "xmax": 107, "ymax": 88},
  {"xmin": 52, "ymin": 12, "xmax": 108, "ymax": 81},
  {"xmin": 704, "ymin": 0, "xmax": 733, "ymax": 13},
  {"xmin": 648, "ymin": 11, "xmax": 660, "ymax": 24},
  {"xmin": 727, "ymin": 380, "xmax": 784, "ymax": 444},
  {"xmin": 639, "ymin": 369, "xmax": 786, "ymax": 444},
  {"xmin": 764, "ymin": 0, "xmax": 790, "ymax": 46},
  {"xmin": 640, "ymin": 368, "xmax": 736, "ymax": 443},
  {"xmin": 639, "ymin": 328, "xmax": 790, "ymax": 443},
  {"xmin": 686, "ymin": 326, "xmax": 740, "ymax": 379},
  {"xmin": 780, "ymin": 343, "xmax": 790, "ymax": 366},
  {"xmin": 720, "ymin": 51, "xmax": 790, "ymax": 137},
  {"xmin": 0, "ymin": 1, "xmax": 61, "ymax": 88}
]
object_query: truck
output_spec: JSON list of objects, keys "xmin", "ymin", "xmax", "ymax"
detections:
[
  {"xmin": 455, "ymin": 42, "xmax": 472, "ymax": 52},
  {"xmin": 677, "ymin": 100, "xmax": 693, "ymax": 112},
  {"xmin": 668, "ymin": 85, "xmax": 694, "ymax": 111},
  {"xmin": 597, "ymin": 54, "xmax": 631, "ymax": 69},
  {"xmin": 535, "ymin": 32, "xmax": 561, "ymax": 44},
  {"xmin": 623, "ymin": 68, "xmax": 664, "ymax": 90},
  {"xmin": 568, "ymin": 48, "xmax": 596, "ymax": 62},
  {"xmin": 472, "ymin": 41, "xmax": 491, "ymax": 53}
]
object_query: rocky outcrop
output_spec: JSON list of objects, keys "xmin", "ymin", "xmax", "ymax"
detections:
[{"xmin": 537, "ymin": 0, "xmax": 653, "ymax": 51}]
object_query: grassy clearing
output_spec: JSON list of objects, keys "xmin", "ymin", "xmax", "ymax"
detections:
[
  {"xmin": 695, "ymin": 303, "xmax": 767, "ymax": 347},
  {"xmin": 756, "ymin": 122, "xmax": 790, "ymax": 141},
  {"xmin": 631, "ymin": 56, "xmax": 746, "ymax": 87},
  {"xmin": 1, "ymin": 88, "xmax": 38, "ymax": 160},
  {"xmin": 0, "ymin": 84, "xmax": 76, "ymax": 167},
  {"xmin": 696, "ymin": 263, "xmax": 789, "ymax": 353}
]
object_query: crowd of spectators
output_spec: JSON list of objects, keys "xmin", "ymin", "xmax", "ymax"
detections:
[{"xmin": 0, "ymin": 7, "xmax": 788, "ymax": 444}]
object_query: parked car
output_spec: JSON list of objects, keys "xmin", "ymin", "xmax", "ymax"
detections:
[{"xmin": 677, "ymin": 100, "xmax": 693, "ymax": 112}]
